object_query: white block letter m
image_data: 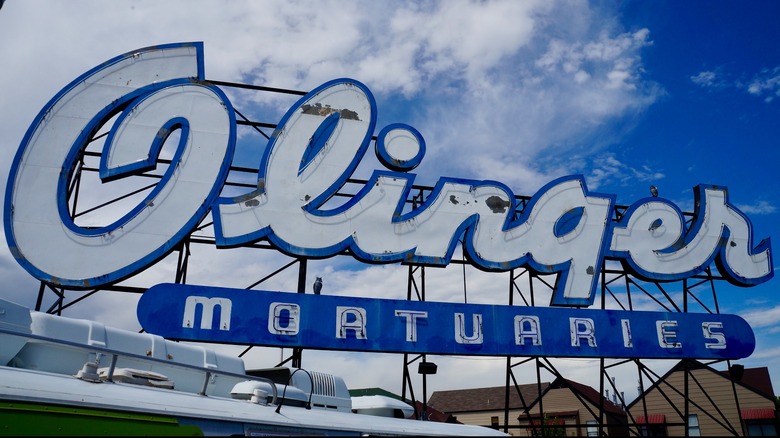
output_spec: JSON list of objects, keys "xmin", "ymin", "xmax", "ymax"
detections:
[{"xmin": 182, "ymin": 296, "xmax": 232, "ymax": 331}]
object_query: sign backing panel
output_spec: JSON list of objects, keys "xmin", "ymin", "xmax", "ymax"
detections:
[{"xmin": 138, "ymin": 283, "xmax": 755, "ymax": 359}]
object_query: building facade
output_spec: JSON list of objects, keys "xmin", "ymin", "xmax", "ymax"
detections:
[
  {"xmin": 522, "ymin": 378, "xmax": 628, "ymax": 436},
  {"xmin": 428, "ymin": 383, "xmax": 547, "ymax": 435},
  {"xmin": 626, "ymin": 360, "xmax": 778, "ymax": 436},
  {"xmin": 427, "ymin": 378, "xmax": 626, "ymax": 436}
]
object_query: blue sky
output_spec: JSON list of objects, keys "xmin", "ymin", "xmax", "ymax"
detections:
[{"xmin": 0, "ymin": 0, "xmax": 777, "ymax": 404}]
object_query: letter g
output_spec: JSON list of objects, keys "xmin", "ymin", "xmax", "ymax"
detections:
[{"xmin": 4, "ymin": 42, "xmax": 235, "ymax": 287}]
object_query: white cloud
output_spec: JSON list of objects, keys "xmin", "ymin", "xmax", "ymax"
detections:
[
  {"xmin": 736, "ymin": 200, "xmax": 777, "ymax": 215},
  {"xmin": 0, "ymin": 0, "xmax": 663, "ymax": 196},
  {"xmin": 746, "ymin": 67, "xmax": 780, "ymax": 103},
  {"xmin": 585, "ymin": 153, "xmax": 665, "ymax": 191},
  {"xmin": 0, "ymin": 0, "xmax": 688, "ymax": 405},
  {"xmin": 741, "ymin": 305, "xmax": 780, "ymax": 329},
  {"xmin": 692, "ymin": 65, "xmax": 780, "ymax": 103},
  {"xmin": 691, "ymin": 70, "xmax": 718, "ymax": 87}
]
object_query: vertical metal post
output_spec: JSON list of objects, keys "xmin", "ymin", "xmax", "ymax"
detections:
[
  {"xmin": 599, "ymin": 358, "xmax": 605, "ymax": 436},
  {"xmin": 598, "ymin": 261, "xmax": 607, "ymax": 436},
  {"xmin": 421, "ymin": 353, "xmax": 428, "ymax": 420},
  {"xmin": 684, "ymin": 360, "xmax": 690, "ymax": 437},
  {"xmin": 292, "ymin": 258, "xmax": 307, "ymax": 369},
  {"xmin": 402, "ymin": 264, "xmax": 428, "ymax": 418},
  {"xmin": 503, "ymin": 269, "xmax": 513, "ymax": 433},
  {"xmin": 536, "ymin": 358, "xmax": 545, "ymax": 436},
  {"xmin": 728, "ymin": 360, "xmax": 747, "ymax": 436},
  {"xmin": 402, "ymin": 265, "xmax": 413, "ymax": 408},
  {"xmin": 503, "ymin": 357, "xmax": 511, "ymax": 434},
  {"xmin": 402, "ymin": 354, "xmax": 418, "ymax": 419},
  {"xmin": 419, "ymin": 267, "xmax": 427, "ymax": 419},
  {"xmin": 35, "ymin": 282, "xmax": 45, "ymax": 312},
  {"xmin": 174, "ymin": 239, "xmax": 190, "ymax": 284},
  {"xmin": 402, "ymin": 353, "xmax": 409, "ymax": 402}
]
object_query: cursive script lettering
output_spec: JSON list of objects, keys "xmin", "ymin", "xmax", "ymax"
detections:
[
  {"xmin": 213, "ymin": 79, "xmax": 772, "ymax": 306},
  {"xmin": 5, "ymin": 44, "xmax": 772, "ymax": 305}
]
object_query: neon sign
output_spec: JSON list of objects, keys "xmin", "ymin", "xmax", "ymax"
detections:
[
  {"xmin": 4, "ymin": 42, "xmax": 773, "ymax": 309},
  {"xmin": 5, "ymin": 43, "xmax": 235, "ymax": 288},
  {"xmin": 137, "ymin": 283, "xmax": 756, "ymax": 359}
]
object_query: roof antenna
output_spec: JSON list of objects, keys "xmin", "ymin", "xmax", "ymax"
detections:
[{"xmin": 275, "ymin": 368, "xmax": 315, "ymax": 413}]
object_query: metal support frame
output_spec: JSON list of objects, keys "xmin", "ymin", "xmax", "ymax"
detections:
[
  {"xmin": 499, "ymin": 207, "xmax": 745, "ymax": 436},
  {"xmin": 29, "ymin": 78, "xmax": 749, "ymax": 433},
  {"xmin": 401, "ymin": 264, "xmax": 428, "ymax": 419}
]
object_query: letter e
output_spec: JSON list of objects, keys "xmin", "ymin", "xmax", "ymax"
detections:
[{"xmin": 656, "ymin": 320, "xmax": 681, "ymax": 348}]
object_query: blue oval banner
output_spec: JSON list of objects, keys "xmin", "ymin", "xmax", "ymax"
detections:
[{"xmin": 138, "ymin": 283, "xmax": 755, "ymax": 360}]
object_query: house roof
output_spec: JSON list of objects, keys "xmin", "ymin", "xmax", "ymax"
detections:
[
  {"xmin": 718, "ymin": 366, "xmax": 775, "ymax": 399},
  {"xmin": 428, "ymin": 377, "xmax": 627, "ymax": 419},
  {"xmin": 428, "ymin": 382, "xmax": 549, "ymax": 413},
  {"xmin": 626, "ymin": 360, "xmax": 776, "ymax": 410},
  {"xmin": 548, "ymin": 377, "xmax": 626, "ymax": 416}
]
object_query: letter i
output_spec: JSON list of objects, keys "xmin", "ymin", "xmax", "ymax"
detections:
[{"xmin": 621, "ymin": 319, "xmax": 633, "ymax": 348}]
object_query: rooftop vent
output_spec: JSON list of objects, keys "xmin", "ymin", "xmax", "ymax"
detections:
[{"xmin": 98, "ymin": 367, "xmax": 174, "ymax": 389}]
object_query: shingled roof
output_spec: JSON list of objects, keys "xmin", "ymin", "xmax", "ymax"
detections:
[
  {"xmin": 626, "ymin": 360, "xmax": 777, "ymax": 411},
  {"xmin": 427, "ymin": 382, "xmax": 549, "ymax": 413},
  {"xmin": 718, "ymin": 366, "xmax": 776, "ymax": 400},
  {"xmin": 547, "ymin": 377, "xmax": 626, "ymax": 416}
]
